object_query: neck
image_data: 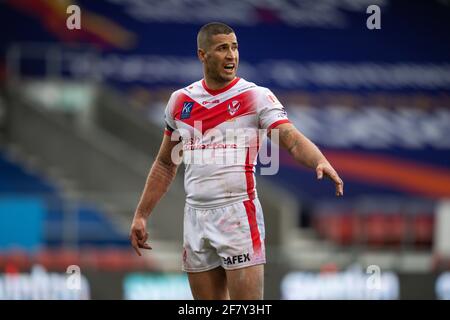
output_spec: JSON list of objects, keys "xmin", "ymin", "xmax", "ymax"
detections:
[{"xmin": 203, "ymin": 76, "xmax": 236, "ymax": 91}]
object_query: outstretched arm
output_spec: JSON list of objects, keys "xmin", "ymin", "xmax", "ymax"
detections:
[
  {"xmin": 269, "ymin": 122, "xmax": 344, "ymax": 196},
  {"xmin": 130, "ymin": 133, "xmax": 181, "ymax": 256}
]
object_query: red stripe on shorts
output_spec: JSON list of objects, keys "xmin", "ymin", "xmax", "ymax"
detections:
[
  {"xmin": 245, "ymin": 146, "xmax": 257, "ymax": 200},
  {"xmin": 244, "ymin": 143, "xmax": 261, "ymax": 255},
  {"xmin": 243, "ymin": 199, "xmax": 261, "ymax": 255}
]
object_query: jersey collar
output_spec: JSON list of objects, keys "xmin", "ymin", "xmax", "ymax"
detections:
[{"xmin": 201, "ymin": 77, "xmax": 240, "ymax": 96}]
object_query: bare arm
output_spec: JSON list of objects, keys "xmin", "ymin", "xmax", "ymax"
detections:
[
  {"xmin": 130, "ymin": 133, "xmax": 181, "ymax": 255},
  {"xmin": 135, "ymin": 134, "xmax": 180, "ymax": 218},
  {"xmin": 269, "ymin": 122, "xmax": 344, "ymax": 196}
]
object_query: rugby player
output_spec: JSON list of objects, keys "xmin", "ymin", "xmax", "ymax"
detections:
[{"xmin": 130, "ymin": 22, "xmax": 344, "ymax": 300}]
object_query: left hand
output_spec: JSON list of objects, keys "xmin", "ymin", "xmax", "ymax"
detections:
[
  {"xmin": 316, "ymin": 162, "xmax": 344, "ymax": 196},
  {"xmin": 130, "ymin": 215, "xmax": 152, "ymax": 256}
]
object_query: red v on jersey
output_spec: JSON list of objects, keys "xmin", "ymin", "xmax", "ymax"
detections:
[
  {"xmin": 164, "ymin": 77, "xmax": 291, "ymax": 208},
  {"xmin": 173, "ymin": 91, "xmax": 257, "ymax": 134}
]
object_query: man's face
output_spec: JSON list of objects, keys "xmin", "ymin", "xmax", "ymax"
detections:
[{"xmin": 199, "ymin": 33, "xmax": 239, "ymax": 83}]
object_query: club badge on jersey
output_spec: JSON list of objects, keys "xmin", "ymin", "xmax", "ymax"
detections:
[{"xmin": 227, "ymin": 100, "xmax": 240, "ymax": 116}]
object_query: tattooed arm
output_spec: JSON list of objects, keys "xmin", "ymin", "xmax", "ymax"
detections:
[
  {"xmin": 269, "ymin": 122, "xmax": 344, "ymax": 196},
  {"xmin": 129, "ymin": 133, "xmax": 181, "ymax": 256}
]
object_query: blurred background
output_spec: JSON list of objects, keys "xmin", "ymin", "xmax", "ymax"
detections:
[{"xmin": 0, "ymin": 0, "xmax": 449, "ymax": 300}]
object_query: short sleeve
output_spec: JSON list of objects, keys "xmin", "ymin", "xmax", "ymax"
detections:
[
  {"xmin": 257, "ymin": 88, "xmax": 290, "ymax": 130},
  {"xmin": 164, "ymin": 92, "xmax": 178, "ymax": 135}
]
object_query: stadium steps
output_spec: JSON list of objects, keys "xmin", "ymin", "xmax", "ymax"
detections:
[
  {"xmin": 5, "ymin": 82, "xmax": 186, "ymax": 246},
  {"xmin": 0, "ymin": 143, "xmax": 132, "ymax": 249},
  {"xmin": 0, "ymin": 142, "xmax": 75, "ymax": 195}
]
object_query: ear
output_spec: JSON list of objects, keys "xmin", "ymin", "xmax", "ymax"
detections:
[{"xmin": 198, "ymin": 48, "xmax": 206, "ymax": 63}]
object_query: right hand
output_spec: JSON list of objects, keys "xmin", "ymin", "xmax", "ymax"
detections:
[{"xmin": 130, "ymin": 215, "xmax": 152, "ymax": 256}]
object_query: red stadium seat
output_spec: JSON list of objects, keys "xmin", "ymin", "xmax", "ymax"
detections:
[
  {"xmin": 385, "ymin": 213, "xmax": 407, "ymax": 247},
  {"xmin": 412, "ymin": 214, "xmax": 434, "ymax": 248},
  {"xmin": 366, "ymin": 213, "xmax": 388, "ymax": 247}
]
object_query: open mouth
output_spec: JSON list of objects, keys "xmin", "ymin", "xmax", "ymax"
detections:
[{"xmin": 224, "ymin": 63, "xmax": 235, "ymax": 72}]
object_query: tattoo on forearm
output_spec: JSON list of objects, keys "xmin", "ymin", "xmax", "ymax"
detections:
[
  {"xmin": 137, "ymin": 159, "xmax": 178, "ymax": 215},
  {"xmin": 280, "ymin": 128, "xmax": 300, "ymax": 154},
  {"xmin": 156, "ymin": 155, "xmax": 177, "ymax": 169},
  {"xmin": 280, "ymin": 127, "xmax": 326, "ymax": 169},
  {"xmin": 148, "ymin": 160, "xmax": 177, "ymax": 188}
]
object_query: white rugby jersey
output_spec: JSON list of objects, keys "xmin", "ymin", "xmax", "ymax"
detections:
[{"xmin": 164, "ymin": 77, "xmax": 290, "ymax": 209}]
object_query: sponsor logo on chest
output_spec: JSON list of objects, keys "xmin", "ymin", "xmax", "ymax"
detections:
[
  {"xmin": 180, "ymin": 102, "xmax": 194, "ymax": 119},
  {"xmin": 202, "ymin": 99, "xmax": 220, "ymax": 105}
]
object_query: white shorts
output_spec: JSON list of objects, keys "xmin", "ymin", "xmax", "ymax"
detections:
[{"xmin": 182, "ymin": 198, "xmax": 266, "ymax": 272}]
